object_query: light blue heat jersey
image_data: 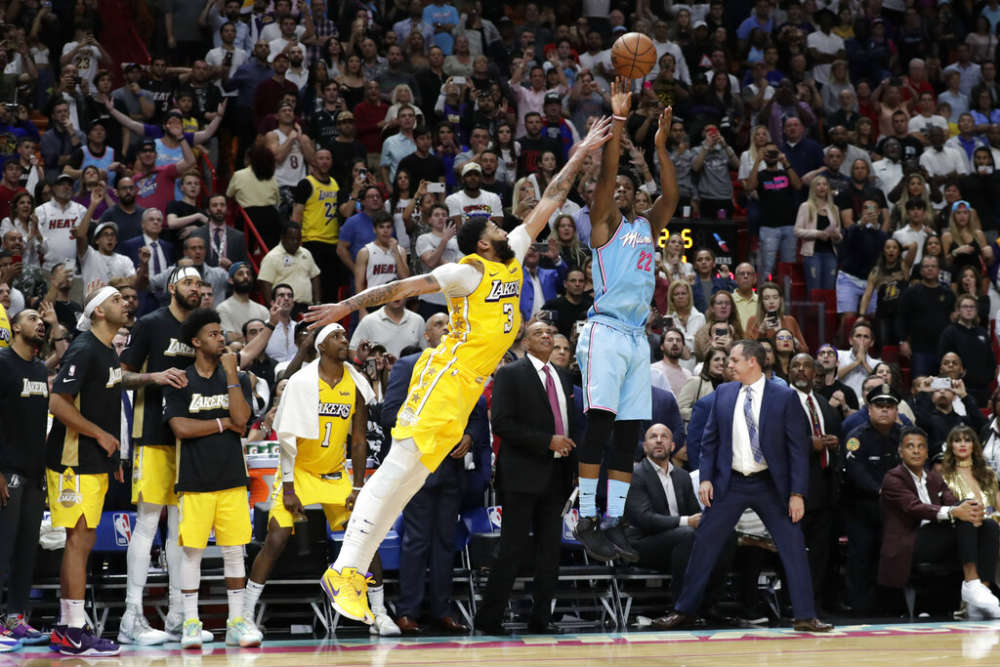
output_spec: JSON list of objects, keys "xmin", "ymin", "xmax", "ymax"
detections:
[{"xmin": 588, "ymin": 216, "xmax": 656, "ymax": 330}]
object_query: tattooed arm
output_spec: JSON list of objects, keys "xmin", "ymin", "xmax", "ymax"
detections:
[
  {"xmin": 520, "ymin": 115, "xmax": 614, "ymax": 242},
  {"xmin": 121, "ymin": 367, "xmax": 188, "ymax": 390},
  {"xmin": 304, "ymin": 273, "xmax": 443, "ymax": 329}
]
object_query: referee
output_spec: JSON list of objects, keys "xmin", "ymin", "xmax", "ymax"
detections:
[{"xmin": 0, "ymin": 309, "xmax": 50, "ymax": 649}]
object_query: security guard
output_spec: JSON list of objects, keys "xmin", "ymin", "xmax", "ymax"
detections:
[{"xmin": 842, "ymin": 383, "xmax": 902, "ymax": 614}]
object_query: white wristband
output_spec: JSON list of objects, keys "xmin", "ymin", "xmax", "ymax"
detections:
[
  {"xmin": 612, "ymin": 114, "xmax": 627, "ymax": 122},
  {"xmin": 216, "ymin": 418, "xmax": 223, "ymax": 433}
]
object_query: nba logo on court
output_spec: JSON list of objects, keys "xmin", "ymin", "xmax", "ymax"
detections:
[
  {"xmin": 488, "ymin": 506, "xmax": 502, "ymax": 532},
  {"xmin": 114, "ymin": 513, "xmax": 132, "ymax": 546}
]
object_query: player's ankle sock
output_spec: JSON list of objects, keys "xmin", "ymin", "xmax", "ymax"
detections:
[
  {"xmin": 244, "ymin": 580, "xmax": 264, "ymax": 617},
  {"xmin": 368, "ymin": 585, "xmax": 386, "ymax": 615},
  {"xmin": 579, "ymin": 477, "xmax": 598, "ymax": 518},
  {"xmin": 59, "ymin": 598, "xmax": 70, "ymax": 625},
  {"xmin": 227, "ymin": 589, "xmax": 245, "ymax": 622},
  {"xmin": 606, "ymin": 479, "xmax": 629, "ymax": 520},
  {"xmin": 65, "ymin": 599, "xmax": 86, "ymax": 629},
  {"xmin": 183, "ymin": 592, "xmax": 199, "ymax": 622}
]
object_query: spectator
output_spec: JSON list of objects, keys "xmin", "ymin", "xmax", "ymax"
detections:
[
  {"xmin": 879, "ymin": 425, "xmax": 1000, "ymax": 618},
  {"xmin": 677, "ymin": 347, "xmax": 727, "ymax": 421},
  {"xmin": 266, "ymin": 102, "xmax": 316, "ymax": 214},
  {"xmin": 74, "ymin": 195, "xmax": 136, "ymax": 290},
  {"xmin": 795, "ymin": 176, "xmax": 841, "ymax": 292},
  {"xmin": 263, "ymin": 282, "xmax": 295, "ymax": 362},
  {"xmin": 892, "ymin": 198, "xmax": 933, "ymax": 266},
  {"xmin": 519, "ymin": 242, "xmax": 566, "ymax": 322},
  {"xmin": 815, "ymin": 342, "xmax": 859, "ymax": 418},
  {"xmin": 836, "ymin": 198, "xmax": 888, "ymax": 326},
  {"xmin": 915, "ymin": 376, "xmax": 988, "ymax": 455},
  {"xmin": 35, "ymin": 174, "xmax": 88, "ymax": 271},
  {"xmin": 120, "ymin": 208, "xmax": 171, "ymax": 310},
  {"xmin": 541, "ymin": 267, "xmax": 591, "ymax": 339},
  {"xmin": 149, "ymin": 236, "xmax": 228, "ymax": 307},
  {"xmin": 859, "ymin": 239, "xmax": 910, "ymax": 348},
  {"xmin": 836, "ymin": 319, "xmax": 879, "ymax": 401},
  {"xmin": 191, "ymin": 194, "xmax": 249, "ymax": 269},
  {"xmin": 325, "ymin": 110, "xmax": 368, "ymax": 190},
  {"xmin": 378, "ymin": 103, "xmax": 417, "ymax": 184},
  {"xmin": 897, "ymin": 254, "xmax": 956, "ymax": 378},
  {"xmin": 516, "ymin": 112, "xmax": 563, "ymax": 178},
  {"xmin": 397, "ymin": 125, "xmax": 446, "ymax": 188},
  {"xmin": 415, "ymin": 202, "xmax": 460, "ymax": 318},
  {"xmin": 96, "ymin": 177, "xmax": 145, "ymax": 243},
  {"xmin": 730, "ymin": 262, "xmax": 759, "ymax": 333},
  {"xmin": 651, "ymin": 327, "xmax": 692, "ymax": 396},
  {"xmin": 747, "ymin": 142, "xmax": 802, "ymax": 278},
  {"xmin": 509, "ymin": 62, "xmax": 567, "ymax": 138},
  {"xmin": 694, "ymin": 291, "xmax": 742, "ymax": 360},
  {"xmin": 692, "ymin": 124, "xmax": 738, "ymax": 219},
  {"xmin": 355, "ymin": 211, "xmax": 409, "ymax": 299},
  {"xmin": 664, "ymin": 280, "xmax": 704, "ymax": 355},
  {"xmin": 217, "ymin": 263, "xmax": 269, "ymax": 336},
  {"xmin": 941, "ymin": 201, "xmax": 993, "ymax": 285},
  {"xmin": 253, "ymin": 51, "xmax": 298, "ymax": 132},
  {"xmin": 257, "ymin": 222, "xmax": 321, "ymax": 308},
  {"xmin": 946, "ymin": 114, "xmax": 988, "ymax": 171},
  {"xmin": 337, "ymin": 185, "xmax": 385, "ymax": 279},
  {"xmin": 445, "ymin": 161, "xmax": 503, "ymax": 228},
  {"xmin": 132, "ymin": 138, "xmax": 195, "ymax": 214},
  {"xmin": 745, "ymin": 281, "xmax": 808, "ymax": 352},
  {"xmin": 41, "ymin": 100, "xmax": 86, "ymax": 185},
  {"xmin": 349, "ymin": 297, "xmax": 424, "ymax": 358},
  {"xmin": 226, "ymin": 143, "xmax": 281, "ymax": 249},
  {"xmin": 959, "ymin": 148, "xmax": 1000, "ymax": 232},
  {"xmin": 937, "ymin": 295, "xmax": 995, "ymax": 406},
  {"xmin": 920, "ymin": 126, "xmax": 970, "ymax": 201},
  {"xmin": 689, "ymin": 248, "xmax": 735, "ymax": 314}
]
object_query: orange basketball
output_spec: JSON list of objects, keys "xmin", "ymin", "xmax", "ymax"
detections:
[{"xmin": 611, "ymin": 32, "xmax": 657, "ymax": 80}]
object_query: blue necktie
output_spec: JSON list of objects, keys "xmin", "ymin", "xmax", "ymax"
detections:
[{"xmin": 744, "ymin": 386, "xmax": 763, "ymax": 463}]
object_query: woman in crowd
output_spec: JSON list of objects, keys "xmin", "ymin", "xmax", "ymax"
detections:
[
  {"xmin": 322, "ymin": 36, "xmax": 345, "ymax": 79},
  {"xmin": 665, "ymin": 279, "xmax": 705, "ymax": 354},
  {"xmin": 336, "ymin": 54, "xmax": 366, "ymax": 109},
  {"xmin": 510, "ymin": 177, "xmax": 540, "ymax": 232},
  {"xmin": 959, "ymin": 148, "xmax": 1000, "ymax": 232},
  {"xmin": 443, "ymin": 34, "xmax": 474, "ymax": 77},
  {"xmin": 385, "ymin": 168, "xmax": 415, "ymax": 253},
  {"xmin": 676, "ymin": 347, "xmax": 728, "ymax": 422},
  {"xmin": 889, "ymin": 172, "xmax": 936, "ymax": 229},
  {"xmin": 772, "ymin": 327, "xmax": 798, "ymax": 381},
  {"xmin": 822, "ymin": 60, "xmax": 856, "ymax": 114},
  {"xmin": 226, "ymin": 143, "xmax": 281, "ymax": 249},
  {"xmin": 911, "ymin": 234, "xmax": 952, "ymax": 284},
  {"xmin": 528, "ymin": 150, "xmax": 558, "ymax": 201},
  {"xmin": 658, "ymin": 233, "xmax": 694, "ymax": 284},
  {"xmin": 955, "ymin": 265, "xmax": 991, "ymax": 326},
  {"xmin": 745, "ymin": 281, "xmax": 809, "ymax": 351},
  {"xmin": 965, "ymin": 16, "xmax": 998, "ymax": 64},
  {"xmin": 860, "ymin": 237, "xmax": 911, "ymax": 345},
  {"xmin": 493, "ymin": 122, "xmax": 519, "ymax": 185},
  {"xmin": 942, "ymin": 200, "xmax": 993, "ymax": 286},
  {"xmin": 854, "ymin": 115, "xmax": 877, "ymax": 153},
  {"xmin": 405, "ymin": 30, "xmax": 429, "ymax": 71},
  {"xmin": 694, "ymin": 290, "xmax": 744, "ymax": 359},
  {"xmin": 970, "ymin": 89, "xmax": 1000, "ymax": 130},
  {"xmin": 551, "ymin": 213, "xmax": 589, "ymax": 269},
  {"xmin": 980, "ymin": 389, "xmax": 1000, "ymax": 475},
  {"xmin": 0, "ymin": 191, "xmax": 43, "ymax": 265},
  {"xmin": 302, "ymin": 60, "xmax": 331, "ymax": 115},
  {"xmin": 384, "ymin": 84, "xmax": 426, "ymax": 131},
  {"xmin": 72, "ymin": 165, "xmax": 116, "ymax": 219},
  {"xmin": 941, "ymin": 426, "xmax": 1000, "ymax": 522},
  {"xmin": 873, "ymin": 361, "xmax": 917, "ymax": 423},
  {"xmin": 795, "ymin": 175, "xmax": 842, "ymax": 291}
]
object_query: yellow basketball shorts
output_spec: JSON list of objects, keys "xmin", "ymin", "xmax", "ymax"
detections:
[
  {"xmin": 131, "ymin": 444, "xmax": 178, "ymax": 506},
  {"xmin": 268, "ymin": 465, "xmax": 352, "ymax": 531},
  {"xmin": 391, "ymin": 353, "xmax": 485, "ymax": 471},
  {"xmin": 46, "ymin": 467, "xmax": 108, "ymax": 529},
  {"xmin": 177, "ymin": 487, "xmax": 252, "ymax": 549}
]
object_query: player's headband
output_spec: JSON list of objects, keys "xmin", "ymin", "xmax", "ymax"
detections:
[
  {"xmin": 77, "ymin": 286, "xmax": 121, "ymax": 332},
  {"xmin": 314, "ymin": 323, "xmax": 345, "ymax": 351},
  {"xmin": 171, "ymin": 266, "xmax": 201, "ymax": 285}
]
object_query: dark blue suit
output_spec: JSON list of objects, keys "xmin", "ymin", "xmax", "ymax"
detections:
[
  {"xmin": 519, "ymin": 263, "xmax": 567, "ymax": 322},
  {"xmin": 685, "ymin": 392, "xmax": 715, "ymax": 471},
  {"xmin": 119, "ymin": 235, "xmax": 175, "ymax": 316},
  {"xmin": 675, "ymin": 378, "xmax": 817, "ymax": 618}
]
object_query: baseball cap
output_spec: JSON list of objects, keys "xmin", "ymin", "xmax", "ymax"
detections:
[
  {"xmin": 693, "ymin": 20, "xmax": 709, "ymax": 29},
  {"xmin": 54, "ymin": 173, "xmax": 74, "ymax": 186},
  {"xmin": 228, "ymin": 261, "xmax": 249, "ymax": 279},
  {"xmin": 165, "ymin": 110, "xmax": 183, "ymax": 122},
  {"xmin": 139, "ymin": 139, "xmax": 157, "ymax": 152},
  {"xmin": 544, "ymin": 93, "xmax": 562, "ymax": 106},
  {"xmin": 336, "ymin": 110, "xmax": 355, "ymax": 123},
  {"xmin": 88, "ymin": 118, "xmax": 106, "ymax": 131},
  {"xmin": 461, "ymin": 162, "xmax": 482, "ymax": 176},
  {"xmin": 93, "ymin": 221, "xmax": 119, "ymax": 238},
  {"xmin": 866, "ymin": 383, "xmax": 900, "ymax": 405}
]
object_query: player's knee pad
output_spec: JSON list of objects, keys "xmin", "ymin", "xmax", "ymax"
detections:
[
  {"xmin": 220, "ymin": 545, "xmax": 245, "ymax": 579},
  {"xmin": 367, "ymin": 438, "xmax": 429, "ymax": 501},
  {"xmin": 580, "ymin": 409, "xmax": 615, "ymax": 465},
  {"xmin": 133, "ymin": 502, "xmax": 161, "ymax": 541},
  {"xmin": 609, "ymin": 420, "xmax": 640, "ymax": 473},
  {"xmin": 181, "ymin": 547, "xmax": 203, "ymax": 590}
]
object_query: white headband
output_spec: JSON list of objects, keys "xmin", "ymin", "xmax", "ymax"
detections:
[
  {"xmin": 76, "ymin": 286, "xmax": 120, "ymax": 332},
  {"xmin": 314, "ymin": 323, "xmax": 345, "ymax": 351},
  {"xmin": 171, "ymin": 266, "xmax": 201, "ymax": 285}
]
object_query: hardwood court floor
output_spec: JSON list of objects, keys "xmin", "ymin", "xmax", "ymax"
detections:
[{"xmin": 7, "ymin": 621, "xmax": 1000, "ymax": 667}]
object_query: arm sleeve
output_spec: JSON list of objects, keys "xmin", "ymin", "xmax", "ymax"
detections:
[
  {"xmin": 508, "ymin": 224, "xmax": 531, "ymax": 263},
  {"xmin": 430, "ymin": 262, "xmax": 481, "ymax": 298}
]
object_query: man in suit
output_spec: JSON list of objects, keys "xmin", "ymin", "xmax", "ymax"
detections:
[
  {"xmin": 788, "ymin": 353, "xmax": 842, "ymax": 609},
  {"xmin": 879, "ymin": 426, "xmax": 1000, "ymax": 617},
  {"xmin": 381, "ymin": 312, "xmax": 482, "ymax": 635},
  {"xmin": 519, "ymin": 244, "xmax": 567, "ymax": 322},
  {"xmin": 475, "ymin": 320, "xmax": 577, "ymax": 634},
  {"xmin": 120, "ymin": 208, "xmax": 175, "ymax": 316},
  {"xmin": 191, "ymin": 193, "xmax": 249, "ymax": 269},
  {"xmin": 654, "ymin": 340, "xmax": 833, "ymax": 632}
]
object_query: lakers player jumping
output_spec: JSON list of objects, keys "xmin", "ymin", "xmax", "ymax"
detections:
[{"xmin": 303, "ymin": 116, "xmax": 614, "ymax": 623}]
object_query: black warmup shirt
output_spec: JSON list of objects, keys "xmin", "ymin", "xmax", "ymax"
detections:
[
  {"xmin": 121, "ymin": 307, "xmax": 196, "ymax": 447},
  {"xmin": 0, "ymin": 347, "xmax": 49, "ymax": 478},
  {"xmin": 163, "ymin": 365, "xmax": 251, "ymax": 493},
  {"xmin": 46, "ymin": 331, "xmax": 122, "ymax": 474}
]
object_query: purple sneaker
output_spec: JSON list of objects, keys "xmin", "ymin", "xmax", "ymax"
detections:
[
  {"xmin": 48, "ymin": 625, "xmax": 66, "ymax": 652},
  {"xmin": 57, "ymin": 627, "xmax": 121, "ymax": 657},
  {"xmin": 4, "ymin": 615, "xmax": 48, "ymax": 646},
  {"xmin": 0, "ymin": 628, "xmax": 20, "ymax": 653}
]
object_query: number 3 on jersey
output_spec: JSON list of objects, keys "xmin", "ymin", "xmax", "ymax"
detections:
[
  {"xmin": 636, "ymin": 251, "xmax": 653, "ymax": 272},
  {"xmin": 503, "ymin": 303, "xmax": 513, "ymax": 333}
]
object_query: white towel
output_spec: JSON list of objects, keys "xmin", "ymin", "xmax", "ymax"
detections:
[{"xmin": 273, "ymin": 359, "xmax": 375, "ymax": 482}]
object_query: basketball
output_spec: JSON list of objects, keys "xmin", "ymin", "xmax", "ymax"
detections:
[{"xmin": 611, "ymin": 32, "xmax": 657, "ymax": 80}]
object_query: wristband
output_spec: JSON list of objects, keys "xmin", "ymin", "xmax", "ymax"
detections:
[
  {"xmin": 216, "ymin": 418, "xmax": 223, "ymax": 433},
  {"xmin": 352, "ymin": 486, "xmax": 364, "ymax": 491},
  {"xmin": 612, "ymin": 114, "xmax": 627, "ymax": 122},
  {"xmin": 227, "ymin": 383, "xmax": 240, "ymax": 389}
]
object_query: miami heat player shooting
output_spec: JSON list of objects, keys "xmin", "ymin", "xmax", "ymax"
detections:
[
  {"xmin": 303, "ymin": 116, "xmax": 614, "ymax": 624},
  {"xmin": 573, "ymin": 78, "xmax": 678, "ymax": 562}
]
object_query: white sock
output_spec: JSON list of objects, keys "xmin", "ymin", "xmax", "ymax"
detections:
[
  {"xmin": 182, "ymin": 592, "xmax": 199, "ymax": 622},
  {"xmin": 126, "ymin": 502, "xmax": 161, "ymax": 609},
  {"xmin": 59, "ymin": 598, "xmax": 70, "ymax": 625},
  {"xmin": 166, "ymin": 506, "xmax": 183, "ymax": 616},
  {"xmin": 65, "ymin": 599, "xmax": 86, "ymax": 628},
  {"xmin": 368, "ymin": 585, "xmax": 386, "ymax": 615},
  {"xmin": 227, "ymin": 589, "xmax": 245, "ymax": 622},
  {"xmin": 244, "ymin": 580, "xmax": 264, "ymax": 617}
]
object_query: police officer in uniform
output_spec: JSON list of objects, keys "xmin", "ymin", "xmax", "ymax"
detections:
[{"xmin": 842, "ymin": 383, "xmax": 902, "ymax": 614}]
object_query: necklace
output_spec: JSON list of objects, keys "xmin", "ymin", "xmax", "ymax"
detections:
[{"xmin": 957, "ymin": 460, "xmax": 974, "ymax": 468}]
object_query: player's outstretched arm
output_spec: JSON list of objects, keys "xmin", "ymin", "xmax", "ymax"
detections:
[
  {"xmin": 590, "ymin": 77, "xmax": 631, "ymax": 248},
  {"xmin": 304, "ymin": 273, "xmax": 442, "ymax": 330},
  {"xmin": 520, "ymin": 115, "xmax": 614, "ymax": 242},
  {"xmin": 648, "ymin": 106, "xmax": 679, "ymax": 237}
]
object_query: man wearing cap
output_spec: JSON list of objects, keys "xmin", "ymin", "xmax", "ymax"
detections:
[
  {"xmin": 842, "ymin": 382, "xmax": 903, "ymax": 614},
  {"xmin": 542, "ymin": 93, "xmax": 578, "ymax": 163},
  {"xmin": 131, "ymin": 135, "xmax": 196, "ymax": 214},
  {"xmin": 217, "ymin": 262, "xmax": 269, "ymax": 336},
  {"xmin": 74, "ymin": 185, "xmax": 136, "ymax": 289},
  {"xmin": 445, "ymin": 162, "xmax": 503, "ymax": 228},
  {"xmin": 102, "ymin": 98, "xmax": 225, "ymax": 171},
  {"xmin": 191, "ymin": 193, "xmax": 249, "ymax": 269},
  {"xmin": 65, "ymin": 119, "xmax": 122, "ymax": 188},
  {"xmin": 35, "ymin": 173, "xmax": 88, "ymax": 271}
]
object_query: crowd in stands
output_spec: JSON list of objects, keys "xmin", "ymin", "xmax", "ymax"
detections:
[{"xmin": 8, "ymin": 0, "xmax": 1000, "ymax": 641}]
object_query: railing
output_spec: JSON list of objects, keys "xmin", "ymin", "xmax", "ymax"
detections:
[
  {"xmin": 197, "ymin": 149, "xmax": 219, "ymax": 197},
  {"xmin": 230, "ymin": 201, "xmax": 269, "ymax": 275}
]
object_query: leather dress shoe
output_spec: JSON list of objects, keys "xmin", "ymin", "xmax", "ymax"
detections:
[
  {"xmin": 396, "ymin": 616, "xmax": 422, "ymax": 635},
  {"xmin": 573, "ymin": 516, "xmax": 617, "ymax": 561},
  {"xmin": 526, "ymin": 622, "xmax": 561, "ymax": 634},
  {"xmin": 792, "ymin": 617, "xmax": 834, "ymax": 632},
  {"xmin": 436, "ymin": 616, "xmax": 471, "ymax": 634},
  {"xmin": 651, "ymin": 611, "xmax": 698, "ymax": 630}
]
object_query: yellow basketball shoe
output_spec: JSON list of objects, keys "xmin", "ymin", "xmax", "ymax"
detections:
[{"xmin": 321, "ymin": 566, "xmax": 375, "ymax": 624}]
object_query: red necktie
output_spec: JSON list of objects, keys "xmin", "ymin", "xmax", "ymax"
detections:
[
  {"xmin": 543, "ymin": 366, "xmax": 565, "ymax": 436},
  {"xmin": 806, "ymin": 394, "xmax": 828, "ymax": 468}
]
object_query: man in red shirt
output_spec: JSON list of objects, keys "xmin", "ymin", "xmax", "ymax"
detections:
[
  {"xmin": 0, "ymin": 160, "xmax": 24, "ymax": 221},
  {"xmin": 253, "ymin": 52, "xmax": 298, "ymax": 133},
  {"xmin": 134, "ymin": 138, "xmax": 195, "ymax": 212},
  {"xmin": 353, "ymin": 80, "xmax": 388, "ymax": 157}
]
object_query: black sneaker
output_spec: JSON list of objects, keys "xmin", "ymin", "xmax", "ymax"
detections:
[
  {"xmin": 572, "ymin": 516, "xmax": 617, "ymax": 561},
  {"xmin": 603, "ymin": 518, "xmax": 640, "ymax": 562}
]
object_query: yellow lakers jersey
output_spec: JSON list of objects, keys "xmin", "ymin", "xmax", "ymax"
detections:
[
  {"xmin": 295, "ymin": 371, "xmax": 356, "ymax": 473},
  {"xmin": 301, "ymin": 174, "xmax": 341, "ymax": 244},
  {"xmin": 441, "ymin": 253, "xmax": 522, "ymax": 377},
  {"xmin": 0, "ymin": 303, "xmax": 9, "ymax": 348}
]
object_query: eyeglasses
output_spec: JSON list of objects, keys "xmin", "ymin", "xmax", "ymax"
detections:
[{"xmin": 776, "ymin": 334, "xmax": 793, "ymax": 341}]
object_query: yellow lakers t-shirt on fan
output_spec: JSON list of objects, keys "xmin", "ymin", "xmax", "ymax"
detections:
[
  {"xmin": 300, "ymin": 175, "xmax": 341, "ymax": 245},
  {"xmin": 0, "ymin": 303, "xmax": 10, "ymax": 348}
]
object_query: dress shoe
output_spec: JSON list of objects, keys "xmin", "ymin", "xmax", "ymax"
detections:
[
  {"xmin": 603, "ymin": 519, "xmax": 640, "ymax": 562},
  {"xmin": 436, "ymin": 616, "xmax": 470, "ymax": 634},
  {"xmin": 395, "ymin": 616, "xmax": 422, "ymax": 635},
  {"xmin": 651, "ymin": 612, "xmax": 697, "ymax": 630},
  {"xmin": 573, "ymin": 516, "xmax": 617, "ymax": 561},
  {"xmin": 792, "ymin": 617, "xmax": 834, "ymax": 632},
  {"xmin": 526, "ymin": 622, "xmax": 561, "ymax": 634}
]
